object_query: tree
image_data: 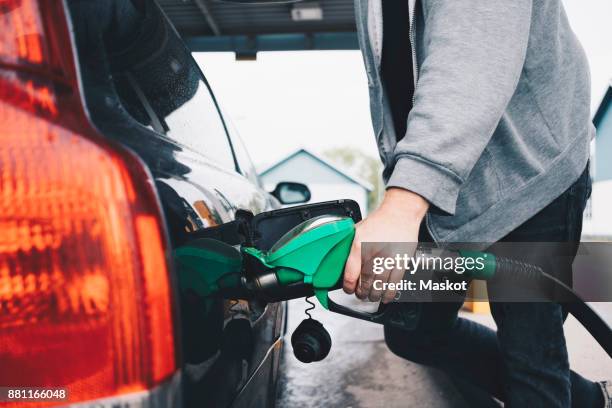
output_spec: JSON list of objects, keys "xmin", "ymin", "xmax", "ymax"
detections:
[{"xmin": 323, "ymin": 147, "xmax": 383, "ymax": 212}]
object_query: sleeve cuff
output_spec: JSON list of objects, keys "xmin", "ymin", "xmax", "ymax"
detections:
[{"xmin": 385, "ymin": 155, "xmax": 463, "ymax": 216}]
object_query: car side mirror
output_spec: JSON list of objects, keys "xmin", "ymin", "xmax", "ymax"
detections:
[{"xmin": 271, "ymin": 182, "xmax": 311, "ymax": 205}]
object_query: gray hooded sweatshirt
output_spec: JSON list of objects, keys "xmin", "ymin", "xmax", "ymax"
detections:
[{"xmin": 355, "ymin": 0, "xmax": 594, "ymax": 243}]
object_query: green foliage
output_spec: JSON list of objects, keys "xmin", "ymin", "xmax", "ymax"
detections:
[{"xmin": 323, "ymin": 147, "xmax": 383, "ymax": 212}]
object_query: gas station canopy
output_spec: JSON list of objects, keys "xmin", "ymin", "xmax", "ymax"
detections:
[{"xmin": 158, "ymin": 0, "xmax": 358, "ymax": 56}]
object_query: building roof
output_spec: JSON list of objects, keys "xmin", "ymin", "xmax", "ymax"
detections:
[
  {"xmin": 259, "ymin": 148, "xmax": 374, "ymax": 191},
  {"xmin": 158, "ymin": 0, "xmax": 358, "ymax": 53},
  {"xmin": 594, "ymin": 80, "xmax": 612, "ymax": 129}
]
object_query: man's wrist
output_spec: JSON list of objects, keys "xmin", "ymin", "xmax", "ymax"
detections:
[{"xmin": 381, "ymin": 188, "xmax": 430, "ymax": 221}]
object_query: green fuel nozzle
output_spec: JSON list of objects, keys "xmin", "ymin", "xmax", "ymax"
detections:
[
  {"xmin": 174, "ymin": 213, "xmax": 612, "ymax": 360},
  {"xmin": 173, "ymin": 215, "xmax": 355, "ymax": 307},
  {"xmin": 240, "ymin": 215, "xmax": 355, "ymax": 308},
  {"xmin": 173, "ymin": 215, "xmax": 548, "ymax": 315},
  {"xmin": 173, "ymin": 215, "xmax": 504, "ymax": 318}
]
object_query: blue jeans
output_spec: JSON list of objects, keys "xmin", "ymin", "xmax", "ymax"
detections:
[{"xmin": 384, "ymin": 166, "xmax": 602, "ymax": 407}]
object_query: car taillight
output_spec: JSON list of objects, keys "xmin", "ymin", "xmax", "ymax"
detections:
[{"xmin": 0, "ymin": 1, "xmax": 179, "ymax": 406}]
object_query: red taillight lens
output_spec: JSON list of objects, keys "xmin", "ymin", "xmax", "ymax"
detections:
[
  {"xmin": 0, "ymin": 1, "xmax": 177, "ymax": 406},
  {"xmin": 0, "ymin": 0, "xmax": 47, "ymax": 67}
]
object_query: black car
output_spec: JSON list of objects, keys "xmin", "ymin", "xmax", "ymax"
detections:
[{"xmin": 0, "ymin": 0, "xmax": 312, "ymax": 406}]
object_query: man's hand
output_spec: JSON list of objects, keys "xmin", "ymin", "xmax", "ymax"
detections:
[{"xmin": 343, "ymin": 188, "xmax": 429, "ymax": 303}]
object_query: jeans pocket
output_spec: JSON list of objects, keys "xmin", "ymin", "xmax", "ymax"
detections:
[
  {"xmin": 586, "ymin": 170, "xmax": 592, "ymax": 201},
  {"xmin": 569, "ymin": 164, "xmax": 591, "ymax": 211}
]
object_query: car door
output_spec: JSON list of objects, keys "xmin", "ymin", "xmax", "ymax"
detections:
[{"xmin": 66, "ymin": 1, "xmax": 283, "ymax": 406}]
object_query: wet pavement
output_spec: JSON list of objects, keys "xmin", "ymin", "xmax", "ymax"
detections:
[
  {"xmin": 276, "ymin": 295, "xmax": 471, "ymax": 408},
  {"xmin": 276, "ymin": 295, "xmax": 612, "ymax": 408}
]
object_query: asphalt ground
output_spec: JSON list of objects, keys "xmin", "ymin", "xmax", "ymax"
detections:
[{"xmin": 276, "ymin": 295, "xmax": 612, "ymax": 408}]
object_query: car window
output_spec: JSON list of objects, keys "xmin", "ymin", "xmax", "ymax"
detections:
[
  {"xmin": 223, "ymin": 114, "xmax": 262, "ymax": 186},
  {"xmin": 103, "ymin": 1, "xmax": 236, "ymax": 170}
]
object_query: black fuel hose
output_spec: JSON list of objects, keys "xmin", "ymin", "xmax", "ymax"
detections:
[{"xmin": 493, "ymin": 256, "xmax": 612, "ymax": 358}]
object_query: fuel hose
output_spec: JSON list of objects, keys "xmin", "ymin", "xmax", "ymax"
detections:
[{"xmin": 485, "ymin": 255, "xmax": 612, "ymax": 358}]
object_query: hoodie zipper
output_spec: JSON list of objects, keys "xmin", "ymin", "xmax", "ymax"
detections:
[
  {"xmin": 409, "ymin": 0, "xmax": 418, "ymax": 105},
  {"xmin": 408, "ymin": 0, "xmax": 435, "ymax": 238}
]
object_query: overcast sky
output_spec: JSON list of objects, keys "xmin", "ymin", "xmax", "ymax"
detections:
[{"xmin": 194, "ymin": 0, "xmax": 612, "ymax": 169}]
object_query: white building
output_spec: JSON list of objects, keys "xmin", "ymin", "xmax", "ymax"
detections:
[
  {"xmin": 583, "ymin": 81, "xmax": 612, "ymax": 239},
  {"xmin": 259, "ymin": 149, "xmax": 373, "ymax": 215}
]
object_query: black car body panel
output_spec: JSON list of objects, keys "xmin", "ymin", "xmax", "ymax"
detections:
[{"xmin": 66, "ymin": 0, "xmax": 284, "ymax": 406}]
